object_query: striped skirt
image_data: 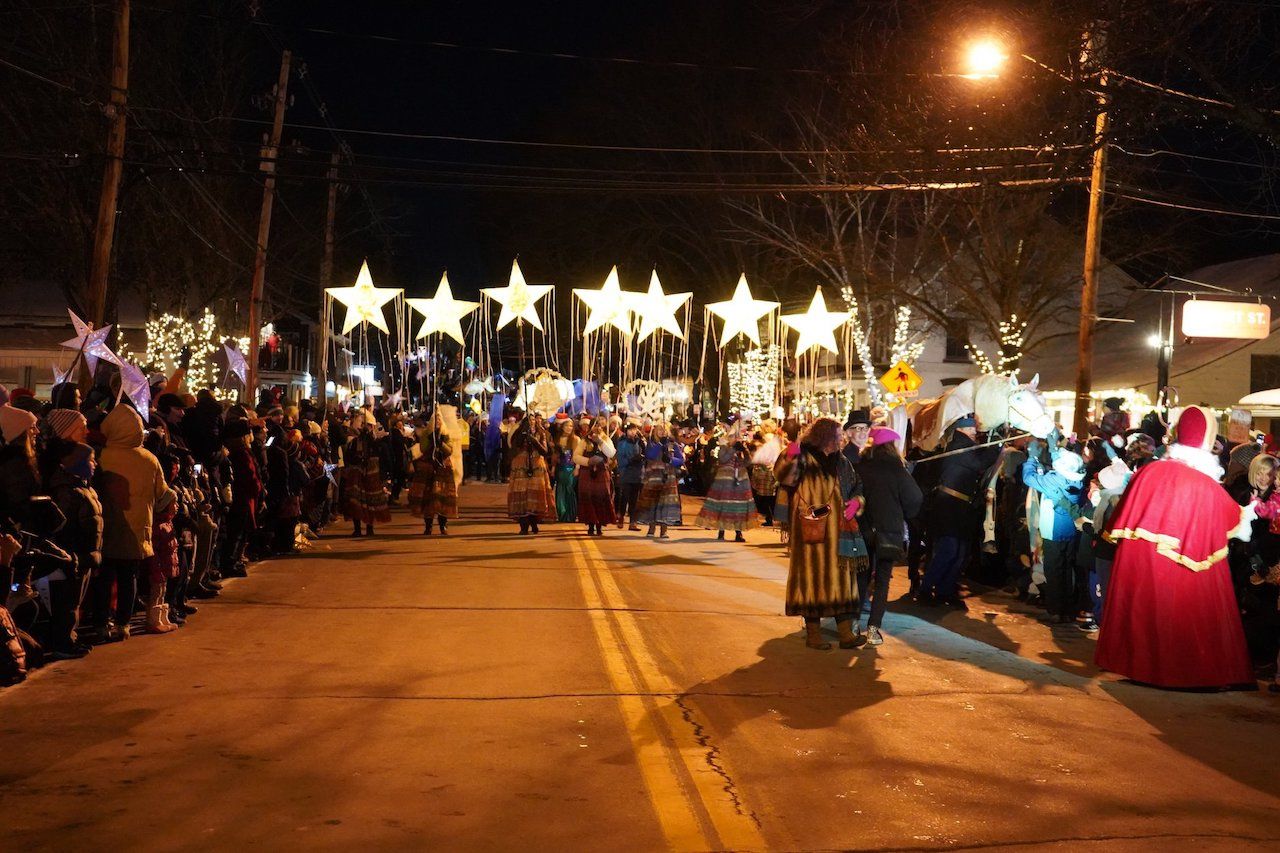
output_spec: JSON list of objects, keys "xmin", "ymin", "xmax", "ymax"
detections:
[{"xmin": 696, "ymin": 465, "xmax": 759, "ymax": 532}]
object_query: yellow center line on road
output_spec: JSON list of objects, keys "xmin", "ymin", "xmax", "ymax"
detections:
[{"xmin": 570, "ymin": 534, "xmax": 766, "ymax": 852}]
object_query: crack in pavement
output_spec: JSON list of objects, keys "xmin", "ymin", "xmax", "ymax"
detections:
[{"xmin": 672, "ymin": 694, "xmax": 761, "ymax": 829}]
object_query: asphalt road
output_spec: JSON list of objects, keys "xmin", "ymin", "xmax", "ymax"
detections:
[{"xmin": 2, "ymin": 483, "xmax": 1278, "ymax": 851}]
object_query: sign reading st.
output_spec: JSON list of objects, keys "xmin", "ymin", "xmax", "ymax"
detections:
[{"xmin": 1181, "ymin": 300, "xmax": 1271, "ymax": 340}]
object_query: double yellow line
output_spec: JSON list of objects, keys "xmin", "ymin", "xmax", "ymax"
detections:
[{"xmin": 570, "ymin": 535, "xmax": 765, "ymax": 852}]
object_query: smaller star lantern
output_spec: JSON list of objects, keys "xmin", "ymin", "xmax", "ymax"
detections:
[
  {"xmin": 222, "ymin": 342, "xmax": 248, "ymax": 387},
  {"xmin": 51, "ymin": 363, "xmax": 72, "ymax": 386},
  {"xmin": 705, "ymin": 274, "xmax": 779, "ymax": 348},
  {"xmin": 61, "ymin": 309, "xmax": 121, "ymax": 375},
  {"xmin": 627, "ymin": 270, "xmax": 691, "ymax": 342},
  {"xmin": 482, "ymin": 260, "xmax": 554, "ymax": 331},
  {"xmin": 406, "ymin": 272, "xmax": 480, "ymax": 344},
  {"xmin": 118, "ymin": 361, "xmax": 152, "ymax": 414},
  {"xmin": 574, "ymin": 266, "xmax": 634, "ymax": 336},
  {"xmin": 326, "ymin": 259, "xmax": 402, "ymax": 334},
  {"xmin": 779, "ymin": 286, "xmax": 851, "ymax": 357}
]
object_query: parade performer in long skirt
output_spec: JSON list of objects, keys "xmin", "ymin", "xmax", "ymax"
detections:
[
  {"xmin": 507, "ymin": 415, "xmax": 554, "ymax": 535},
  {"xmin": 1096, "ymin": 406, "xmax": 1257, "ymax": 688},
  {"xmin": 409, "ymin": 423, "xmax": 458, "ymax": 536},
  {"xmin": 636, "ymin": 423, "xmax": 684, "ymax": 538},
  {"xmin": 696, "ymin": 427, "xmax": 759, "ymax": 542},
  {"xmin": 552, "ymin": 415, "xmax": 579, "ymax": 523},
  {"xmin": 340, "ymin": 409, "xmax": 391, "ymax": 537},
  {"xmin": 574, "ymin": 430, "xmax": 617, "ymax": 536}
]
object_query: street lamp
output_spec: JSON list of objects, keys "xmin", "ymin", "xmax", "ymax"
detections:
[{"xmin": 963, "ymin": 39, "xmax": 1008, "ymax": 78}]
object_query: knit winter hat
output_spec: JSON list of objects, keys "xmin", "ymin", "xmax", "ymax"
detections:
[
  {"xmin": 1173, "ymin": 406, "xmax": 1215, "ymax": 454},
  {"xmin": 1052, "ymin": 450, "xmax": 1086, "ymax": 482},
  {"xmin": 869, "ymin": 426, "xmax": 901, "ymax": 446},
  {"xmin": 46, "ymin": 408, "xmax": 87, "ymax": 441},
  {"xmin": 0, "ymin": 405, "xmax": 37, "ymax": 444}
]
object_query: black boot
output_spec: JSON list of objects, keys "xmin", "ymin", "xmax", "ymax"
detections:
[
  {"xmin": 717, "ymin": 530, "xmax": 725, "ymax": 541},
  {"xmin": 366, "ymin": 525, "xmax": 375, "ymax": 537},
  {"xmin": 438, "ymin": 516, "xmax": 448, "ymax": 535},
  {"xmin": 734, "ymin": 531, "xmax": 746, "ymax": 543},
  {"xmin": 519, "ymin": 518, "xmax": 530, "ymax": 535},
  {"xmin": 530, "ymin": 517, "xmax": 540, "ymax": 534},
  {"xmin": 352, "ymin": 521, "xmax": 362, "ymax": 537},
  {"xmin": 423, "ymin": 521, "xmax": 433, "ymax": 536}
]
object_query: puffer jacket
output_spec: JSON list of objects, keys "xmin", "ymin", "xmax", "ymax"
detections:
[
  {"xmin": 98, "ymin": 405, "xmax": 175, "ymax": 560},
  {"xmin": 48, "ymin": 467, "xmax": 103, "ymax": 575}
]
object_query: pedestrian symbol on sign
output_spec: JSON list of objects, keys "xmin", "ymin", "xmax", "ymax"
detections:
[{"xmin": 880, "ymin": 361, "xmax": 922, "ymax": 397}]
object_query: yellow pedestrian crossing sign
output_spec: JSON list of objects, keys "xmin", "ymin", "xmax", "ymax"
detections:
[{"xmin": 880, "ymin": 361, "xmax": 922, "ymax": 396}]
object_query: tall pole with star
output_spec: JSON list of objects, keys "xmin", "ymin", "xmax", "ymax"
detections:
[{"xmin": 482, "ymin": 259, "xmax": 553, "ymax": 381}]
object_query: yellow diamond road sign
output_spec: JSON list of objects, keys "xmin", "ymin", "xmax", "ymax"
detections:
[{"xmin": 880, "ymin": 361, "xmax": 922, "ymax": 396}]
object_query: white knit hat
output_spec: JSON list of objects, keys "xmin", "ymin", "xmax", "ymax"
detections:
[{"xmin": 0, "ymin": 405, "xmax": 38, "ymax": 444}]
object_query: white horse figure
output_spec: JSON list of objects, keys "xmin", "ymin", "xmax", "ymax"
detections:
[{"xmin": 907, "ymin": 373, "xmax": 1055, "ymax": 452}]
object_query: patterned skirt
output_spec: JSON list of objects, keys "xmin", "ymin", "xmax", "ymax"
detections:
[
  {"xmin": 696, "ymin": 465, "xmax": 759, "ymax": 531},
  {"xmin": 508, "ymin": 453, "xmax": 555, "ymax": 520},
  {"xmin": 636, "ymin": 461, "xmax": 682, "ymax": 526},
  {"xmin": 340, "ymin": 462, "xmax": 391, "ymax": 524},
  {"xmin": 408, "ymin": 458, "xmax": 459, "ymax": 519},
  {"xmin": 577, "ymin": 468, "xmax": 617, "ymax": 525},
  {"xmin": 749, "ymin": 464, "xmax": 778, "ymax": 497}
]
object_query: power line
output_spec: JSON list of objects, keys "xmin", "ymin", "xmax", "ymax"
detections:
[{"xmin": 1110, "ymin": 184, "xmax": 1280, "ymax": 222}]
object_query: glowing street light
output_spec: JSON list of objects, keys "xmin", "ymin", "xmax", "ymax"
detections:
[{"xmin": 964, "ymin": 38, "xmax": 1007, "ymax": 78}]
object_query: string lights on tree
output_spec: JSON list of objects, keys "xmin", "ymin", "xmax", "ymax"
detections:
[
  {"xmin": 965, "ymin": 313, "xmax": 1026, "ymax": 376},
  {"xmin": 889, "ymin": 305, "xmax": 926, "ymax": 367},
  {"xmin": 845, "ymin": 296, "xmax": 882, "ymax": 407},
  {"xmin": 727, "ymin": 345, "xmax": 780, "ymax": 416},
  {"xmin": 143, "ymin": 309, "xmax": 249, "ymax": 394}
]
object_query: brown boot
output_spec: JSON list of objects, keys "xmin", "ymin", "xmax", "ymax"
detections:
[
  {"xmin": 837, "ymin": 618, "xmax": 866, "ymax": 649},
  {"xmin": 804, "ymin": 618, "xmax": 831, "ymax": 650}
]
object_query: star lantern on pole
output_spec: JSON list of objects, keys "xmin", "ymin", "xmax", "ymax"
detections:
[
  {"xmin": 118, "ymin": 361, "xmax": 152, "ymax": 414},
  {"xmin": 223, "ymin": 342, "xmax": 248, "ymax": 387},
  {"xmin": 326, "ymin": 259, "xmax": 402, "ymax": 334},
  {"xmin": 482, "ymin": 259, "xmax": 554, "ymax": 331},
  {"xmin": 627, "ymin": 269, "xmax": 691, "ymax": 342},
  {"xmin": 61, "ymin": 309, "xmax": 121, "ymax": 375},
  {"xmin": 406, "ymin": 272, "xmax": 481, "ymax": 345},
  {"xmin": 573, "ymin": 266, "xmax": 634, "ymax": 336},
  {"xmin": 779, "ymin": 286, "xmax": 851, "ymax": 357},
  {"xmin": 705, "ymin": 274, "xmax": 779, "ymax": 348}
]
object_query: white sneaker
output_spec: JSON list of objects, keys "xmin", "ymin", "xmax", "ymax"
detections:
[{"xmin": 866, "ymin": 626, "xmax": 884, "ymax": 646}]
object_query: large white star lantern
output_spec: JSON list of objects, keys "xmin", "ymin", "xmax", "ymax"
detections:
[
  {"xmin": 482, "ymin": 260, "xmax": 554, "ymax": 331},
  {"xmin": 326, "ymin": 260, "xmax": 402, "ymax": 334},
  {"xmin": 222, "ymin": 342, "xmax": 248, "ymax": 387},
  {"xmin": 61, "ymin": 309, "xmax": 121, "ymax": 375},
  {"xmin": 627, "ymin": 270, "xmax": 691, "ymax": 342},
  {"xmin": 406, "ymin": 272, "xmax": 480, "ymax": 344},
  {"xmin": 574, "ymin": 266, "xmax": 634, "ymax": 336},
  {"xmin": 705, "ymin": 274, "xmax": 779, "ymax": 348},
  {"xmin": 780, "ymin": 286, "xmax": 850, "ymax": 357}
]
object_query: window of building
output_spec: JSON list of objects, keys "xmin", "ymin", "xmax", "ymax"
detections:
[
  {"xmin": 1250, "ymin": 354, "xmax": 1280, "ymax": 393},
  {"xmin": 944, "ymin": 332, "xmax": 969, "ymax": 363}
]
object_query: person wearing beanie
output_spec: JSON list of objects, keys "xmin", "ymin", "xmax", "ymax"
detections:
[
  {"xmin": 1021, "ymin": 442, "xmax": 1089, "ymax": 627},
  {"xmin": 40, "ymin": 407, "xmax": 89, "ymax": 484},
  {"xmin": 1096, "ymin": 405, "xmax": 1257, "ymax": 688},
  {"xmin": 48, "ymin": 442, "xmax": 102, "ymax": 657},
  {"xmin": 0, "ymin": 405, "xmax": 40, "ymax": 523},
  {"xmin": 94, "ymin": 404, "xmax": 175, "ymax": 642}
]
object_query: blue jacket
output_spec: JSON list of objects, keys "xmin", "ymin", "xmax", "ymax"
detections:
[
  {"xmin": 1021, "ymin": 457, "xmax": 1086, "ymax": 542},
  {"xmin": 615, "ymin": 437, "xmax": 646, "ymax": 485}
]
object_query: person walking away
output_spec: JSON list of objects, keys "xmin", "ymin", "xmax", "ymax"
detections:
[
  {"xmin": 635, "ymin": 423, "xmax": 683, "ymax": 538},
  {"xmin": 575, "ymin": 429, "xmax": 617, "ymax": 536},
  {"xmin": 410, "ymin": 423, "xmax": 458, "ymax": 535},
  {"xmin": 785, "ymin": 418, "xmax": 863, "ymax": 650},
  {"xmin": 696, "ymin": 425, "xmax": 758, "ymax": 542},
  {"xmin": 1021, "ymin": 441, "xmax": 1089, "ymax": 626},
  {"xmin": 96, "ymin": 404, "xmax": 174, "ymax": 641},
  {"xmin": 507, "ymin": 416, "xmax": 554, "ymax": 534},
  {"xmin": 750, "ymin": 420, "xmax": 784, "ymax": 527},
  {"xmin": 919, "ymin": 416, "xmax": 997, "ymax": 608},
  {"xmin": 854, "ymin": 428, "xmax": 923, "ymax": 646},
  {"xmin": 47, "ymin": 442, "xmax": 101, "ymax": 658},
  {"xmin": 613, "ymin": 422, "xmax": 646, "ymax": 531}
]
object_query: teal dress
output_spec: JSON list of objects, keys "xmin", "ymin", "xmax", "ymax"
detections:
[{"xmin": 555, "ymin": 449, "xmax": 578, "ymax": 522}]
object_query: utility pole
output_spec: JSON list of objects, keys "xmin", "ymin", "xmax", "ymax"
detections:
[
  {"xmin": 86, "ymin": 0, "xmax": 130, "ymax": 329},
  {"xmin": 317, "ymin": 151, "xmax": 339, "ymax": 409},
  {"xmin": 245, "ymin": 49, "xmax": 291, "ymax": 404},
  {"xmin": 1072, "ymin": 30, "xmax": 1109, "ymax": 437}
]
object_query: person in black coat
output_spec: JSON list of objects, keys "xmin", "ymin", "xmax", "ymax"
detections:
[
  {"xmin": 47, "ymin": 442, "xmax": 101, "ymax": 657},
  {"xmin": 919, "ymin": 416, "xmax": 999, "ymax": 608},
  {"xmin": 854, "ymin": 429, "xmax": 924, "ymax": 645}
]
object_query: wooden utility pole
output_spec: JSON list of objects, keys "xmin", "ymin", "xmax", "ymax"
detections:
[
  {"xmin": 86, "ymin": 0, "xmax": 130, "ymax": 329},
  {"xmin": 245, "ymin": 49, "xmax": 292, "ymax": 403},
  {"xmin": 317, "ymin": 151, "xmax": 339, "ymax": 408},
  {"xmin": 1072, "ymin": 31, "xmax": 1109, "ymax": 437}
]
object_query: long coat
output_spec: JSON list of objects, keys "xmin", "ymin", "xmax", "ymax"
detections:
[
  {"xmin": 785, "ymin": 449, "xmax": 859, "ymax": 619},
  {"xmin": 98, "ymin": 405, "xmax": 175, "ymax": 561}
]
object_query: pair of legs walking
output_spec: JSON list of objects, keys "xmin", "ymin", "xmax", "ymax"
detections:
[{"xmin": 422, "ymin": 515, "xmax": 449, "ymax": 535}]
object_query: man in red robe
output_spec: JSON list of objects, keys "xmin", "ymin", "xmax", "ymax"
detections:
[{"xmin": 1096, "ymin": 405, "xmax": 1256, "ymax": 688}]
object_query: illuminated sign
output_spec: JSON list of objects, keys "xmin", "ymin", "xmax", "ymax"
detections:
[{"xmin": 1180, "ymin": 300, "xmax": 1271, "ymax": 340}]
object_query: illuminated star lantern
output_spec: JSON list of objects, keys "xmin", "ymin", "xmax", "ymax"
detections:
[
  {"xmin": 223, "ymin": 343, "xmax": 248, "ymax": 386},
  {"xmin": 482, "ymin": 260, "xmax": 554, "ymax": 331},
  {"xmin": 406, "ymin": 272, "xmax": 480, "ymax": 344},
  {"xmin": 574, "ymin": 266, "xmax": 634, "ymax": 336},
  {"xmin": 326, "ymin": 259, "xmax": 402, "ymax": 334},
  {"xmin": 118, "ymin": 361, "xmax": 152, "ymax": 414},
  {"xmin": 780, "ymin": 286, "xmax": 851, "ymax": 357},
  {"xmin": 51, "ymin": 363, "xmax": 72, "ymax": 386},
  {"xmin": 61, "ymin": 309, "xmax": 121, "ymax": 375},
  {"xmin": 627, "ymin": 269, "xmax": 691, "ymax": 342},
  {"xmin": 705, "ymin": 274, "xmax": 779, "ymax": 348}
]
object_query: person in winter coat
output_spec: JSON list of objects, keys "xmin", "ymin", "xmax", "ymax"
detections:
[
  {"xmin": 574, "ymin": 429, "xmax": 616, "ymax": 536},
  {"xmin": 613, "ymin": 423, "xmax": 646, "ymax": 531},
  {"xmin": 854, "ymin": 428, "xmax": 924, "ymax": 646},
  {"xmin": 218, "ymin": 419, "xmax": 261, "ymax": 577},
  {"xmin": 507, "ymin": 415, "xmax": 554, "ymax": 534},
  {"xmin": 47, "ymin": 442, "xmax": 102, "ymax": 657},
  {"xmin": 0, "ymin": 405, "xmax": 40, "ymax": 524},
  {"xmin": 144, "ymin": 491, "xmax": 180, "ymax": 634},
  {"xmin": 749, "ymin": 421, "xmax": 784, "ymax": 527},
  {"xmin": 95, "ymin": 404, "xmax": 175, "ymax": 641},
  {"xmin": 635, "ymin": 423, "xmax": 684, "ymax": 538},
  {"xmin": 410, "ymin": 424, "xmax": 458, "ymax": 535},
  {"xmin": 1022, "ymin": 441, "xmax": 1090, "ymax": 626},
  {"xmin": 340, "ymin": 409, "xmax": 391, "ymax": 537}
]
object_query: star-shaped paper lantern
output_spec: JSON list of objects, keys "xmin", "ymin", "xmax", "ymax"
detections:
[
  {"xmin": 627, "ymin": 270, "xmax": 691, "ymax": 342},
  {"xmin": 326, "ymin": 260, "xmax": 402, "ymax": 334},
  {"xmin": 574, "ymin": 266, "xmax": 634, "ymax": 336},
  {"xmin": 118, "ymin": 361, "xmax": 152, "ymax": 414},
  {"xmin": 223, "ymin": 343, "xmax": 248, "ymax": 386},
  {"xmin": 406, "ymin": 272, "xmax": 480, "ymax": 344},
  {"xmin": 482, "ymin": 260, "xmax": 554, "ymax": 331},
  {"xmin": 61, "ymin": 309, "xmax": 121, "ymax": 375},
  {"xmin": 52, "ymin": 363, "xmax": 71, "ymax": 386},
  {"xmin": 705, "ymin": 274, "xmax": 779, "ymax": 348},
  {"xmin": 780, "ymin": 286, "xmax": 851, "ymax": 357}
]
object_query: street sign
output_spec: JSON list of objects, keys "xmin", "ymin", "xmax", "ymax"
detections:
[
  {"xmin": 1181, "ymin": 300, "xmax": 1271, "ymax": 340},
  {"xmin": 880, "ymin": 360, "xmax": 922, "ymax": 396}
]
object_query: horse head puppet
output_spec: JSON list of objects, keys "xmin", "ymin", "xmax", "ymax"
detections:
[{"xmin": 909, "ymin": 373, "xmax": 1055, "ymax": 452}]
